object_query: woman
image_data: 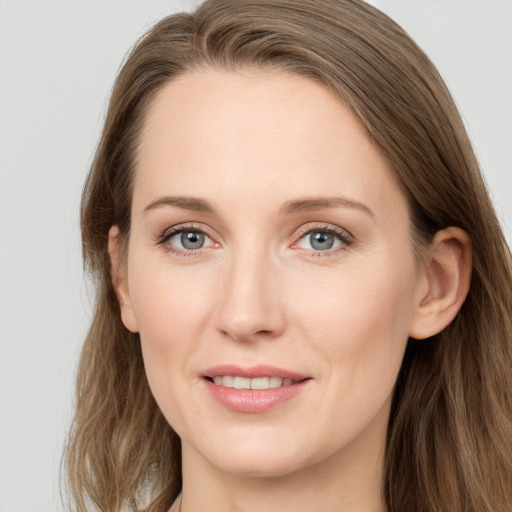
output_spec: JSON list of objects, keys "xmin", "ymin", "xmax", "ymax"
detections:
[{"xmin": 64, "ymin": 0, "xmax": 512, "ymax": 511}]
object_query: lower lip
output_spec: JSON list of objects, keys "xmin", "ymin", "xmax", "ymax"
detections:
[{"xmin": 203, "ymin": 378, "xmax": 311, "ymax": 413}]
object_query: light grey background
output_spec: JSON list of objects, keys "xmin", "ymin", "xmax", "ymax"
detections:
[{"xmin": 0, "ymin": 1, "xmax": 511, "ymax": 511}]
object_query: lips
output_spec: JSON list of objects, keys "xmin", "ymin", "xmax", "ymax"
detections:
[
  {"xmin": 202, "ymin": 365, "xmax": 312, "ymax": 413},
  {"xmin": 203, "ymin": 364, "xmax": 309, "ymax": 381}
]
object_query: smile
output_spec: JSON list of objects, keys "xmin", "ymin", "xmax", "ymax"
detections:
[
  {"xmin": 211, "ymin": 376, "xmax": 298, "ymax": 389},
  {"xmin": 202, "ymin": 365, "xmax": 312, "ymax": 413}
]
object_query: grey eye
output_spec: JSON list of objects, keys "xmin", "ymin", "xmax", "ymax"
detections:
[
  {"xmin": 309, "ymin": 231, "xmax": 335, "ymax": 250},
  {"xmin": 167, "ymin": 230, "xmax": 212, "ymax": 251},
  {"xmin": 180, "ymin": 231, "xmax": 205, "ymax": 250},
  {"xmin": 295, "ymin": 228, "xmax": 347, "ymax": 252}
]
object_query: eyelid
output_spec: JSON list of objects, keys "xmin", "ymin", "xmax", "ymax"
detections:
[
  {"xmin": 293, "ymin": 222, "xmax": 353, "ymax": 240},
  {"xmin": 156, "ymin": 222, "xmax": 220, "ymax": 255},
  {"xmin": 291, "ymin": 222, "xmax": 354, "ymax": 255},
  {"xmin": 157, "ymin": 222, "xmax": 211, "ymax": 240}
]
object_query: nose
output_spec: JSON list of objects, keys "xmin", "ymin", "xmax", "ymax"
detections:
[{"xmin": 214, "ymin": 246, "xmax": 286, "ymax": 342}]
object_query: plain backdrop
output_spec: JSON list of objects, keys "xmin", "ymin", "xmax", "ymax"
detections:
[{"xmin": 0, "ymin": 1, "xmax": 511, "ymax": 511}]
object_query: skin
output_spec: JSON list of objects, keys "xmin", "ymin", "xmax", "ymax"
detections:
[{"xmin": 109, "ymin": 68, "xmax": 472, "ymax": 512}]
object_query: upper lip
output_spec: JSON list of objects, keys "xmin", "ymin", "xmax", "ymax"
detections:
[{"xmin": 202, "ymin": 364, "xmax": 310, "ymax": 381}]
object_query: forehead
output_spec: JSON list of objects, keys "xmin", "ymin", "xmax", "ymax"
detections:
[{"xmin": 134, "ymin": 67, "xmax": 407, "ymax": 222}]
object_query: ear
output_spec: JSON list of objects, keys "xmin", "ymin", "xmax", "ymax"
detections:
[
  {"xmin": 108, "ymin": 226, "xmax": 139, "ymax": 333},
  {"xmin": 409, "ymin": 227, "xmax": 472, "ymax": 340}
]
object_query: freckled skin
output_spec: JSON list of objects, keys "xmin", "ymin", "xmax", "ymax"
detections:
[{"xmin": 117, "ymin": 69, "xmax": 427, "ymax": 511}]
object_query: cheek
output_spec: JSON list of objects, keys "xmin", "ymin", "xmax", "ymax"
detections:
[
  {"xmin": 128, "ymin": 242, "xmax": 215, "ymax": 334},
  {"xmin": 126, "ymin": 250, "xmax": 217, "ymax": 374},
  {"xmin": 126, "ymin": 256, "xmax": 221, "ymax": 427},
  {"xmin": 284, "ymin": 255, "xmax": 417, "ymax": 450},
  {"xmin": 302, "ymin": 258, "xmax": 412, "ymax": 317},
  {"xmin": 291, "ymin": 253, "xmax": 417, "ymax": 378}
]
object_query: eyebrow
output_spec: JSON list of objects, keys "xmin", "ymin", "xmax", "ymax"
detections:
[
  {"xmin": 279, "ymin": 197, "xmax": 374, "ymax": 218},
  {"xmin": 143, "ymin": 196, "xmax": 214, "ymax": 214},
  {"xmin": 143, "ymin": 195, "xmax": 374, "ymax": 218}
]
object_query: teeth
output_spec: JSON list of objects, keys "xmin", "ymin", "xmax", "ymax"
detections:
[
  {"xmin": 269, "ymin": 376, "xmax": 282, "ymax": 388},
  {"xmin": 211, "ymin": 376, "xmax": 297, "ymax": 389},
  {"xmin": 233, "ymin": 376, "xmax": 251, "ymax": 389},
  {"xmin": 223, "ymin": 375, "xmax": 234, "ymax": 388},
  {"xmin": 251, "ymin": 377, "xmax": 269, "ymax": 390}
]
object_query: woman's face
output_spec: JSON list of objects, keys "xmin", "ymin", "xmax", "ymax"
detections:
[{"xmin": 116, "ymin": 68, "xmax": 427, "ymax": 478}]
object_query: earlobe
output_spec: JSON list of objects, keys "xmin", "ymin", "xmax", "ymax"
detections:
[
  {"xmin": 108, "ymin": 226, "xmax": 139, "ymax": 333},
  {"xmin": 409, "ymin": 227, "xmax": 472, "ymax": 340}
]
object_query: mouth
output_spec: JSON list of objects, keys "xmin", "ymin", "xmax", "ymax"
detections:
[
  {"xmin": 205, "ymin": 375, "xmax": 301, "ymax": 389},
  {"xmin": 201, "ymin": 365, "xmax": 312, "ymax": 413}
]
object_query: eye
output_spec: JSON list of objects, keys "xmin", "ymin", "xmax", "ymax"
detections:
[
  {"xmin": 293, "ymin": 226, "xmax": 352, "ymax": 253},
  {"xmin": 158, "ymin": 225, "xmax": 218, "ymax": 254},
  {"xmin": 169, "ymin": 230, "xmax": 210, "ymax": 250}
]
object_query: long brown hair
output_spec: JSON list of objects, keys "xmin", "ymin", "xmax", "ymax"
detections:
[{"xmin": 65, "ymin": 1, "xmax": 512, "ymax": 510}]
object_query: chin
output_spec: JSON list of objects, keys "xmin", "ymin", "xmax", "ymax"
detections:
[
  {"xmin": 208, "ymin": 452, "xmax": 307, "ymax": 479},
  {"xmin": 185, "ymin": 430, "xmax": 323, "ymax": 479}
]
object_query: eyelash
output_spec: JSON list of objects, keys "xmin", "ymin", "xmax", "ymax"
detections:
[
  {"xmin": 156, "ymin": 222, "xmax": 354, "ymax": 258},
  {"xmin": 292, "ymin": 224, "xmax": 353, "ymax": 257},
  {"xmin": 156, "ymin": 223, "xmax": 217, "ymax": 258}
]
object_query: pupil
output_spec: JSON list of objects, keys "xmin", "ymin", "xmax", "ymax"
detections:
[
  {"xmin": 181, "ymin": 231, "xmax": 204, "ymax": 250},
  {"xmin": 310, "ymin": 231, "xmax": 334, "ymax": 250}
]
